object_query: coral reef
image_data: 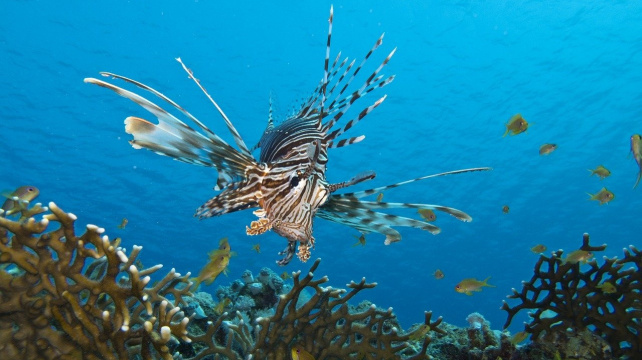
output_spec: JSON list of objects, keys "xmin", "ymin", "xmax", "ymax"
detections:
[
  {"xmin": 4, "ymin": 200, "xmax": 628, "ymax": 359},
  {"xmin": 0, "ymin": 202, "xmax": 191, "ymax": 359},
  {"xmin": 179, "ymin": 259, "xmax": 444, "ymax": 359},
  {"xmin": 502, "ymin": 233, "xmax": 640, "ymax": 358}
]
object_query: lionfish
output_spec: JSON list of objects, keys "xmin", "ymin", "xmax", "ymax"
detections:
[{"xmin": 85, "ymin": 7, "xmax": 490, "ymax": 265}]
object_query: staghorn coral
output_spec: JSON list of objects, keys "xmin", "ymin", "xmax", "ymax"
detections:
[
  {"xmin": 0, "ymin": 202, "xmax": 192, "ymax": 359},
  {"xmin": 248, "ymin": 258, "xmax": 443, "ymax": 360},
  {"xmin": 180, "ymin": 259, "xmax": 444, "ymax": 360},
  {"xmin": 502, "ymin": 233, "xmax": 641, "ymax": 358}
]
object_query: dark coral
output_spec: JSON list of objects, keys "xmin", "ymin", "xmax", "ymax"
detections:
[{"xmin": 502, "ymin": 233, "xmax": 641, "ymax": 358}]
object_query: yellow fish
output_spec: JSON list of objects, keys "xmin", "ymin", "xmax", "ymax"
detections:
[
  {"xmin": 502, "ymin": 205, "xmax": 510, "ymax": 214},
  {"xmin": 1, "ymin": 185, "xmax": 39, "ymax": 217},
  {"xmin": 252, "ymin": 243, "xmax": 261, "ymax": 253},
  {"xmin": 433, "ymin": 269, "xmax": 445, "ymax": 280},
  {"xmin": 214, "ymin": 297, "xmax": 232, "ymax": 315},
  {"xmin": 408, "ymin": 324, "xmax": 431, "ymax": 341},
  {"xmin": 280, "ymin": 271, "xmax": 291, "ymax": 280},
  {"xmin": 510, "ymin": 331, "xmax": 529, "ymax": 345},
  {"xmin": 596, "ymin": 281, "xmax": 616, "ymax": 294},
  {"xmin": 562, "ymin": 250, "xmax": 593, "ymax": 265},
  {"xmin": 376, "ymin": 193, "xmax": 384, "ymax": 202},
  {"xmin": 352, "ymin": 233, "xmax": 366, "ymax": 247},
  {"xmin": 587, "ymin": 187, "xmax": 614, "ymax": 205},
  {"xmin": 631, "ymin": 134, "xmax": 642, "ymax": 188},
  {"xmin": 191, "ymin": 241, "xmax": 234, "ymax": 290},
  {"xmin": 503, "ymin": 114, "xmax": 529, "ymax": 137},
  {"xmin": 117, "ymin": 218, "xmax": 128, "ymax": 229},
  {"xmin": 209, "ymin": 237, "xmax": 236, "ymax": 258},
  {"xmin": 539, "ymin": 143, "xmax": 557, "ymax": 155},
  {"xmin": 455, "ymin": 277, "xmax": 494, "ymax": 295},
  {"xmin": 530, "ymin": 244, "xmax": 547, "ymax": 254},
  {"xmin": 588, "ymin": 165, "xmax": 610, "ymax": 180},
  {"xmin": 417, "ymin": 209, "xmax": 436, "ymax": 222},
  {"xmin": 291, "ymin": 345, "xmax": 315, "ymax": 360}
]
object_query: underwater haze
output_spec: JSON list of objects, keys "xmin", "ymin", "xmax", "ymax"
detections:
[{"xmin": 2, "ymin": 0, "xmax": 642, "ymax": 332}]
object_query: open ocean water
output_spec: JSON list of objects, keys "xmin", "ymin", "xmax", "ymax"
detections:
[{"xmin": 2, "ymin": 0, "xmax": 642, "ymax": 334}]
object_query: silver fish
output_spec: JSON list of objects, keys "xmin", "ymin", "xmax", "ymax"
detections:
[{"xmin": 85, "ymin": 7, "xmax": 490, "ymax": 265}]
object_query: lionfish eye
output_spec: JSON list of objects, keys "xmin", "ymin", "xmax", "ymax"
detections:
[{"xmin": 290, "ymin": 176, "xmax": 300, "ymax": 188}]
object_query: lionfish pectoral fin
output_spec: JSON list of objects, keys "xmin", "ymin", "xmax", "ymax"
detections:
[
  {"xmin": 328, "ymin": 171, "xmax": 376, "ymax": 193},
  {"xmin": 195, "ymin": 184, "xmax": 259, "ymax": 219},
  {"xmin": 246, "ymin": 218, "xmax": 272, "ymax": 236},
  {"xmin": 85, "ymin": 75, "xmax": 258, "ymax": 180}
]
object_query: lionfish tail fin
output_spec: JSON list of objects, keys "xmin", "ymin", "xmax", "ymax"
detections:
[{"xmin": 85, "ymin": 75, "xmax": 258, "ymax": 190}]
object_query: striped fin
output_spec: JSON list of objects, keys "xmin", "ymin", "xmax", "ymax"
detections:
[
  {"xmin": 328, "ymin": 171, "xmax": 376, "ymax": 193},
  {"xmin": 176, "ymin": 57, "xmax": 253, "ymax": 157},
  {"xmin": 325, "ymin": 34, "xmax": 384, "ymax": 115},
  {"xmin": 195, "ymin": 182, "xmax": 259, "ymax": 218},
  {"xmin": 323, "ymin": 198, "xmax": 472, "ymax": 222},
  {"xmin": 328, "ymin": 135, "xmax": 365, "ymax": 148},
  {"xmin": 339, "ymin": 167, "xmax": 492, "ymax": 199},
  {"xmin": 322, "ymin": 41, "xmax": 395, "ymax": 133},
  {"xmin": 326, "ymin": 94, "xmax": 387, "ymax": 142},
  {"xmin": 84, "ymin": 76, "xmax": 257, "ymax": 189},
  {"xmin": 316, "ymin": 206, "xmax": 440, "ymax": 244}
]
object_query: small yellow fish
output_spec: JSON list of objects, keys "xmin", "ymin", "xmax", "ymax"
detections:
[
  {"xmin": 209, "ymin": 237, "xmax": 236, "ymax": 258},
  {"xmin": 503, "ymin": 114, "xmax": 529, "ymax": 137},
  {"xmin": 587, "ymin": 187, "xmax": 614, "ymax": 205},
  {"xmin": 117, "ymin": 218, "xmax": 128, "ymax": 229},
  {"xmin": 530, "ymin": 244, "xmax": 547, "ymax": 254},
  {"xmin": 418, "ymin": 209, "xmax": 436, "ymax": 222},
  {"xmin": 408, "ymin": 324, "xmax": 431, "ymax": 341},
  {"xmin": 539, "ymin": 143, "xmax": 557, "ymax": 155},
  {"xmin": 589, "ymin": 165, "xmax": 611, "ymax": 180},
  {"xmin": 217, "ymin": 237, "xmax": 231, "ymax": 253},
  {"xmin": 433, "ymin": 269, "xmax": 445, "ymax": 280},
  {"xmin": 214, "ymin": 297, "xmax": 232, "ymax": 315},
  {"xmin": 631, "ymin": 134, "xmax": 642, "ymax": 188},
  {"xmin": 596, "ymin": 281, "xmax": 617, "ymax": 294},
  {"xmin": 1, "ymin": 185, "xmax": 39, "ymax": 217},
  {"xmin": 502, "ymin": 205, "xmax": 509, "ymax": 214},
  {"xmin": 252, "ymin": 243, "xmax": 261, "ymax": 253},
  {"xmin": 510, "ymin": 331, "xmax": 529, "ymax": 345},
  {"xmin": 562, "ymin": 250, "xmax": 593, "ymax": 264},
  {"xmin": 291, "ymin": 345, "xmax": 315, "ymax": 360},
  {"xmin": 191, "ymin": 241, "xmax": 234, "ymax": 290},
  {"xmin": 376, "ymin": 193, "xmax": 384, "ymax": 202},
  {"xmin": 455, "ymin": 277, "xmax": 495, "ymax": 295},
  {"xmin": 352, "ymin": 233, "xmax": 366, "ymax": 247},
  {"xmin": 280, "ymin": 271, "xmax": 291, "ymax": 280}
]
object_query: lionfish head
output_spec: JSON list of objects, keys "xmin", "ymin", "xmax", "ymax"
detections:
[{"xmin": 258, "ymin": 168, "xmax": 329, "ymax": 244}]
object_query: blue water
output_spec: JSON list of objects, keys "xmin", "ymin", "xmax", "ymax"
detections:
[{"xmin": 2, "ymin": 1, "xmax": 641, "ymax": 333}]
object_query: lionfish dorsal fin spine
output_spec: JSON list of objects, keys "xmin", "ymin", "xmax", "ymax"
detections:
[
  {"xmin": 176, "ymin": 57, "xmax": 254, "ymax": 158},
  {"xmin": 328, "ymin": 135, "xmax": 365, "ymax": 148},
  {"xmin": 322, "ymin": 35, "xmax": 390, "ymax": 134}
]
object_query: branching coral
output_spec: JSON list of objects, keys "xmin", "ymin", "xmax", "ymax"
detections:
[
  {"xmin": 247, "ymin": 258, "xmax": 442, "ymax": 360},
  {"xmin": 0, "ymin": 202, "xmax": 192, "ymax": 359},
  {"xmin": 181, "ymin": 259, "xmax": 444, "ymax": 360},
  {"xmin": 502, "ymin": 233, "xmax": 641, "ymax": 358}
]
